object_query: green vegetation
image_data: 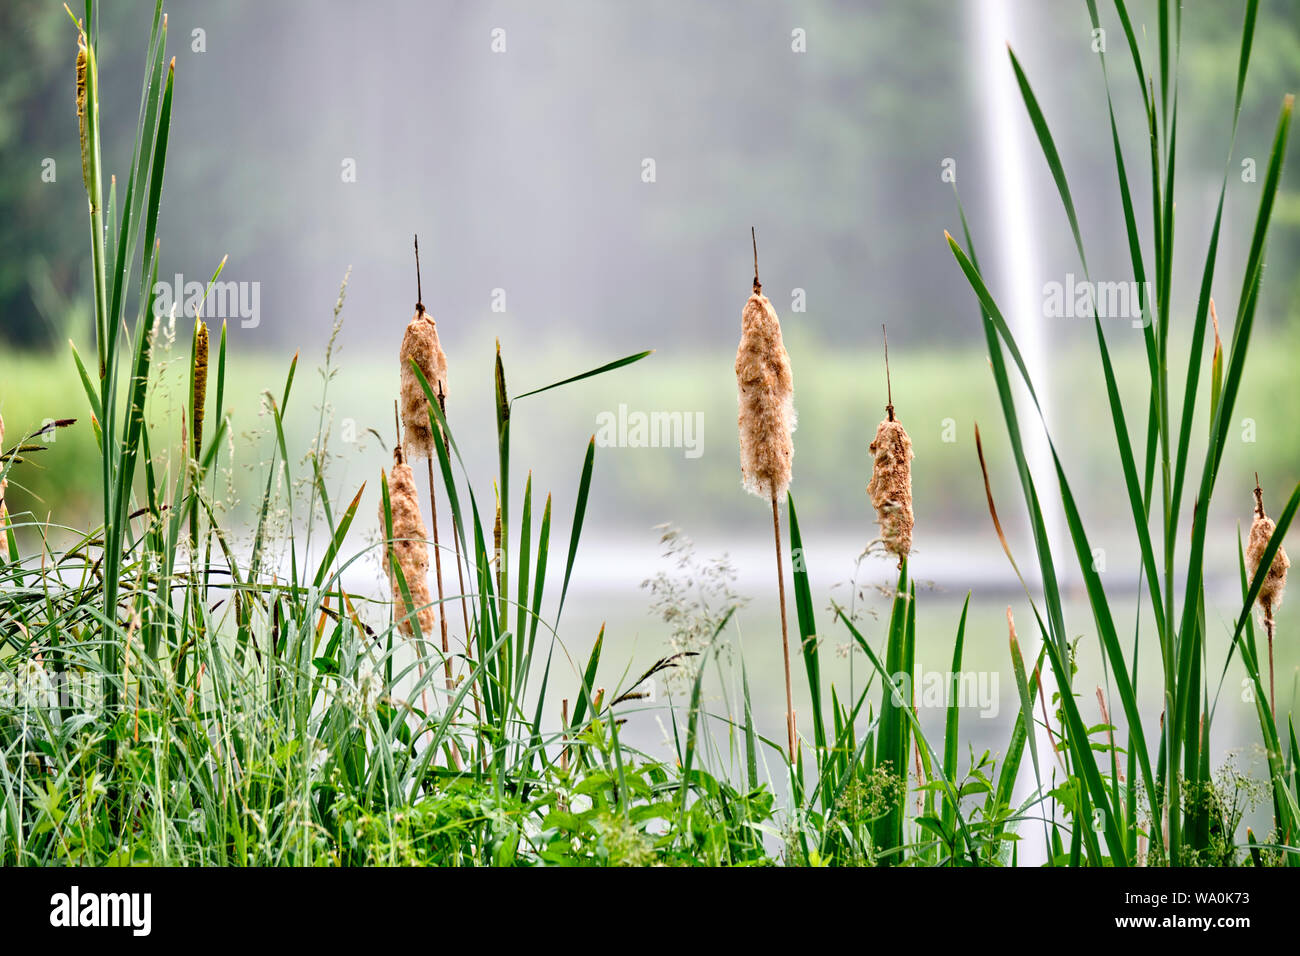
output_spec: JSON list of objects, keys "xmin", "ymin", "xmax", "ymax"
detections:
[
  {"xmin": 943, "ymin": 0, "xmax": 1299, "ymax": 865},
  {"xmin": 1, "ymin": 0, "xmax": 1298, "ymax": 867}
]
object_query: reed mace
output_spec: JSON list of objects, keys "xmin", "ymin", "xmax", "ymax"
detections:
[
  {"xmin": 76, "ymin": 30, "xmax": 91, "ymax": 197},
  {"xmin": 399, "ymin": 237, "xmax": 448, "ymax": 457},
  {"xmin": 192, "ymin": 319, "xmax": 209, "ymax": 459},
  {"xmin": 1247, "ymin": 476, "xmax": 1290, "ymax": 716},
  {"xmin": 868, "ymin": 325, "xmax": 914, "ymax": 567},
  {"xmin": 380, "ymin": 443, "xmax": 436, "ymax": 643},
  {"xmin": 734, "ymin": 228, "xmax": 797, "ymax": 763},
  {"xmin": 399, "ymin": 236, "xmax": 453, "ymax": 690},
  {"xmin": 380, "ymin": 416, "xmax": 436, "ymax": 730}
]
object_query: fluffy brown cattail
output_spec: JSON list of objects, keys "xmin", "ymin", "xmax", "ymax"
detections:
[
  {"xmin": 399, "ymin": 238, "xmax": 454, "ymax": 697},
  {"xmin": 1248, "ymin": 481, "xmax": 1290, "ymax": 613},
  {"xmin": 380, "ymin": 449, "xmax": 436, "ymax": 640},
  {"xmin": 868, "ymin": 327, "xmax": 914, "ymax": 567},
  {"xmin": 399, "ymin": 238, "xmax": 448, "ymax": 459},
  {"xmin": 399, "ymin": 312, "xmax": 447, "ymax": 459},
  {"xmin": 1247, "ymin": 477, "xmax": 1289, "ymax": 715},
  {"xmin": 735, "ymin": 273, "xmax": 795, "ymax": 500},
  {"xmin": 736, "ymin": 229, "xmax": 797, "ymax": 764}
]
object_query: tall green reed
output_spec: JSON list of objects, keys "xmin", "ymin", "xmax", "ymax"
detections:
[{"xmin": 946, "ymin": 0, "xmax": 1298, "ymax": 865}]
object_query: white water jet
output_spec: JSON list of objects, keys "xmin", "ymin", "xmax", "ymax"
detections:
[{"xmin": 972, "ymin": 0, "xmax": 1064, "ymax": 867}]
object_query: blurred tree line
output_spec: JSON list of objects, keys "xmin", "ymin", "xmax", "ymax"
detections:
[{"xmin": 0, "ymin": 0, "xmax": 1296, "ymax": 352}]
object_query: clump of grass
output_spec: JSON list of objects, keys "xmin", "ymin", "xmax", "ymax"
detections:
[
  {"xmin": 640, "ymin": 525, "xmax": 745, "ymax": 694},
  {"xmin": 5, "ymin": 0, "xmax": 681, "ymax": 869}
]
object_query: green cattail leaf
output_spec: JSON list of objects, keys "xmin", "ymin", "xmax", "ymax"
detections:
[{"xmin": 511, "ymin": 351, "xmax": 653, "ymax": 403}]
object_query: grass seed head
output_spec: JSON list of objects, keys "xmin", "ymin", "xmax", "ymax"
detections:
[
  {"xmin": 868, "ymin": 417, "xmax": 914, "ymax": 565},
  {"xmin": 1247, "ymin": 479, "xmax": 1289, "ymax": 617},
  {"xmin": 380, "ymin": 452, "xmax": 435, "ymax": 638},
  {"xmin": 735, "ymin": 291, "xmax": 795, "ymax": 501}
]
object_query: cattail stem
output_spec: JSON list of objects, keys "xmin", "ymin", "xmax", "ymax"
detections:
[
  {"xmin": 453, "ymin": 506, "xmax": 478, "ymax": 720},
  {"xmin": 1261, "ymin": 472, "xmax": 1274, "ymax": 717},
  {"xmin": 414, "ymin": 234, "xmax": 423, "ymax": 310},
  {"xmin": 559, "ymin": 697, "xmax": 571, "ymax": 792},
  {"xmin": 427, "ymin": 457, "xmax": 452, "ymax": 690},
  {"xmin": 1266, "ymin": 612, "xmax": 1276, "ymax": 718},
  {"xmin": 882, "ymin": 324, "xmax": 894, "ymax": 422},
  {"xmin": 441, "ymin": 391, "xmax": 481, "ymax": 730},
  {"xmin": 384, "ymin": 421, "xmax": 434, "ymax": 744},
  {"xmin": 771, "ymin": 494, "xmax": 796, "ymax": 763}
]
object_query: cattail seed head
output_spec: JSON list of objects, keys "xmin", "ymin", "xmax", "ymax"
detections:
[
  {"xmin": 380, "ymin": 450, "xmax": 436, "ymax": 638},
  {"xmin": 1247, "ymin": 480, "xmax": 1289, "ymax": 617},
  {"xmin": 868, "ymin": 417, "xmax": 914, "ymax": 565},
  {"xmin": 735, "ymin": 291, "xmax": 795, "ymax": 501},
  {"xmin": 399, "ymin": 307, "xmax": 448, "ymax": 460},
  {"xmin": 192, "ymin": 319, "xmax": 209, "ymax": 458},
  {"xmin": 76, "ymin": 34, "xmax": 91, "ymax": 195}
]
